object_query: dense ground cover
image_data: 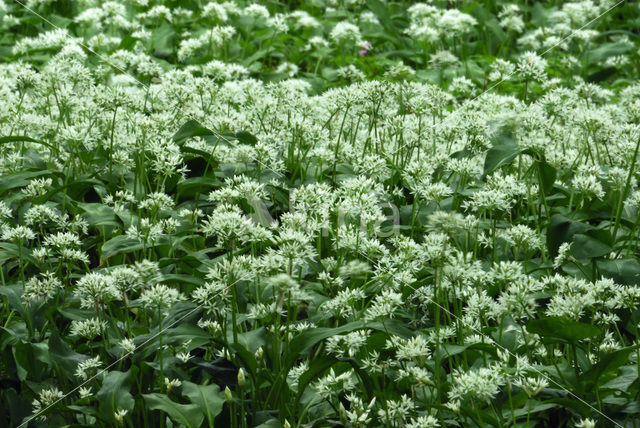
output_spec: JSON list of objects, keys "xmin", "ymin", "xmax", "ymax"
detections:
[{"xmin": 1, "ymin": 0, "xmax": 640, "ymax": 426}]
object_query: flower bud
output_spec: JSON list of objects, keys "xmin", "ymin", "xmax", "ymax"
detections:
[
  {"xmin": 338, "ymin": 402, "xmax": 347, "ymax": 423},
  {"xmin": 237, "ymin": 368, "xmax": 246, "ymax": 387},
  {"xmin": 224, "ymin": 386, "xmax": 233, "ymax": 403}
]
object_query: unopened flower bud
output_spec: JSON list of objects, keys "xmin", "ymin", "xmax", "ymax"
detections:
[
  {"xmin": 338, "ymin": 402, "xmax": 347, "ymax": 423},
  {"xmin": 237, "ymin": 368, "xmax": 246, "ymax": 387},
  {"xmin": 224, "ymin": 386, "xmax": 233, "ymax": 403}
]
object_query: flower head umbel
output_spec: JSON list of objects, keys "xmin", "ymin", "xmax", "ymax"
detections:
[
  {"xmin": 31, "ymin": 387, "xmax": 65, "ymax": 421},
  {"xmin": 140, "ymin": 284, "xmax": 185, "ymax": 313}
]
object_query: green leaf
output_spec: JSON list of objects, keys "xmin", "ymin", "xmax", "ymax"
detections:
[
  {"xmin": 101, "ymin": 235, "xmax": 143, "ymax": 262},
  {"xmin": 586, "ymin": 41, "xmax": 633, "ymax": 64},
  {"xmin": 182, "ymin": 381, "xmax": 225, "ymax": 428},
  {"xmin": 601, "ymin": 365, "xmax": 637, "ymax": 392},
  {"xmin": 0, "ymin": 243, "xmax": 37, "ymax": 266},
  {"xmin": 546, "ymin": 214, "xmax": 593, "ymax": 258},
  {"xmin": 48, "ymin": 332, "xmax": 89, "ymax": 381},
  {"xmin": 12, "ymin": 341, "xmax": 50, "ymax": 381},
  {"xmin": 97, "ymin": 370, "xmax": 135, "ymax": 419},
  {"xmin": 77, "ymin": 202, "xmax": 120, "ymax": 228},
  {"xmin": 172, "ymin": 120, "xmax": 219, "ymax": 146},
  {"xmin": 163, "ymin": 324, "xmax": 212, "ymax": 348},
  {"xmin": 176, "ymin": 177, "xmax": 222, "ymax": 198},
  {"xmin": 571, "ymin": 233, "xmax": 612, "ymax": 259},
  {"xmin": 143, "ymin": 393, "xmax": 204, "ymax": 428},
  {"xmin": 254, "ymin": 420, "xmax": 282, "ymax": 428},
  {"xmin": 152, "ymin": 23, "xmax": 176, "ymax": 53},
  {"xmin": 527, "ymin": 317, "xmax": 602, "ymax": 344},
  {"xmin": 295, "ymin": 356, "xmax": 336, "ymax": 397},
  {"xmin": 537, "ymin": 159, "xmax": 557, "ymax": 195},
  {"xmin": 0, "ymin": 170, "xmax": 52, "ymax": 195},
  {"xmin": 0, "ymin": 284, "xmax": 27, "ymax": 320},
  {"xmin": 483, "ymin": 133, "xmax": 520, "ymax": 177},
  {"xmin": 583, "ymin": 347, "xmax": 635, "ymax": 385},
  {"xmin": 0, "ymin": 135, "xmax": 57, "ymax": 152},
  {"xmin": 235, "ymin": 131, "xmax": 257, "ymax": 146},
  {"xmin": 286, "ymin": 321, "xmax": 366, "ymax": 366},
  {"xmin": 367, "ymin": 0, "xmax": 400, "ymax": 35},
  {"xmin": 502, "ymin": 401, "xmax": 557, "ymax": 419},
  {"xmin": 597, "ymin": 258, "xmax": 640, "ymax": 285}
]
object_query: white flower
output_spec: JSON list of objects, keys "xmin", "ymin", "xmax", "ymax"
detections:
[
  {"xmin": 330, "ymin": 22, "xmax": 362, "ymax": 45},
  {"xmin": 517, "ymin": 51, "xmax": 547, "ymax": 82},
  {"xmin": 575, "ymin": 418, "xmax": 596, "ymax": 428},
  {"xmin": 31, "ymin": 387, "xmax": 65, "ymax": 421},
  {"xmin": 75, "ymin": 272, "xmax": 119, "ymax": 309},
  {"xmin": 75, "ymin": 356, "xmax": 102, "ymax": 380},
  {"xmin": 70, "ymin": 318, "xmax": 107, "ymax": 340},
  {"xmin": 1, "ymin": 225, "xmax": 35, "ymax": 242},
  {"xmin": 140, "ymin": 284, "xmax": 185, "ymax": 311},
  {"xmin": 114, "ymin": 409, "xmax": 128, "ymax": 424}
]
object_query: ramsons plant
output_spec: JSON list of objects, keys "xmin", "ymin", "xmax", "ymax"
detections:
[{"xmin": 1, "ymin": 0, "xmax": 640, "ymax": 427}]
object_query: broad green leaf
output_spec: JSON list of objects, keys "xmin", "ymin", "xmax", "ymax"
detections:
[
  {"xmin": 483, "ymin": 133, "xmax": 520, "ymax": 177},
  {"xmin": 502, "ymin": 401, "xmax": 557, "ymax": 419},
  {"xmin": 0, "ymin": 170, "xmax": 52, "ymax": 195},
  {"xmin": 235, "ymin": 131, "xmax": 257, "ymax": 146},
  {"xmin": 97, "ymin": 370, "xmax": 135, "ymax": 419},
  {"xmin": 527, "ymin": 317, "xmax": 602, "ymax": 344},
  {"xmin": 151, "ymin": 23, "xmax": 176, "ymax": 53},
  {"xmin": 101, "ymin": 235, "xmax": 143, "ymax": 261},
  {"xmin": 546, "ymin": 214, "xmax": 593, "ymax": 258},
  {"xmin": 182, "ymin": 381, "xmax": 225, "ymax": 428},
  {"xmin": 190, "ymin": 358, "xmax": 237, "ymax": 386},
  {"xmin": 0, "ymin": 135, "xmax": 56, "ymax": 151},
  {"xmin": 286, "ymin": 320, "xmax": 411, "ymax": 368},
  {"xmin": 286, "ymin": 321, "xmax": 366, "ymax": 366},
  {"xmin": 586, "ymin": 41, "xmax": 633, "ymax": 64},
  {"xmin": 48, "ymin": 332, "xmax": 88, "ymax": 381},
  {"xmin": 12, "ymin": 341, "xmax": 50, "ymax": 381},
  {"xmin": 0, "ymin": 284, "xmax": 27, "ymax": 320},
  {"xmin": 537, "ymin": 159, "xmax": 557, "ymax": 195},
  {"xmin": 571, "ymin": 233, "xmax": 612, "ymax": 259},
  {"xmin": 583, "ymin": 347, "xmax": 635, "ymax": 385},
  {"xmin": 0, "ymin": 243, "xmax": 37, "ymax": 265},
  {"xmin": 367, "ymin": 0, "xmax": 400, "ymax": 35},
  {"xmin": 597, "ymin": 258, "xmax": 640, "ymax": 285},
  {"xmin": 172, "ymin": 120, "xmax": 219, "ymax": 146},
  {"xmin": 143, "ymin": 393, "xmax": 204, "ymax": 428},
  {"xmin": 164, "ymin": 324, "xmax": 212, "ymax": 348},
  {"xmin": 254, "ymin": 420, "xmax": 282, "ymax": 428},
  {"xmin": 601, "ymin": 365, "xmax": 637, "ymax": 392},
  {"xmin": 77, "ymin": 202, "xmax": 120, "ymax": 228},
  {"xmin": 295, "ymin": 356, "xmax": 336, "ymax": 397},
  {"xmin": 176, "ymin": 177, "xmax": 222, "ymax": 197}
]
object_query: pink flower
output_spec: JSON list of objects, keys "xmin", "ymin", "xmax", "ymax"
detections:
[{"xmin": 359, "ymin": 41, "xmax": 372, "ymax": 56}]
